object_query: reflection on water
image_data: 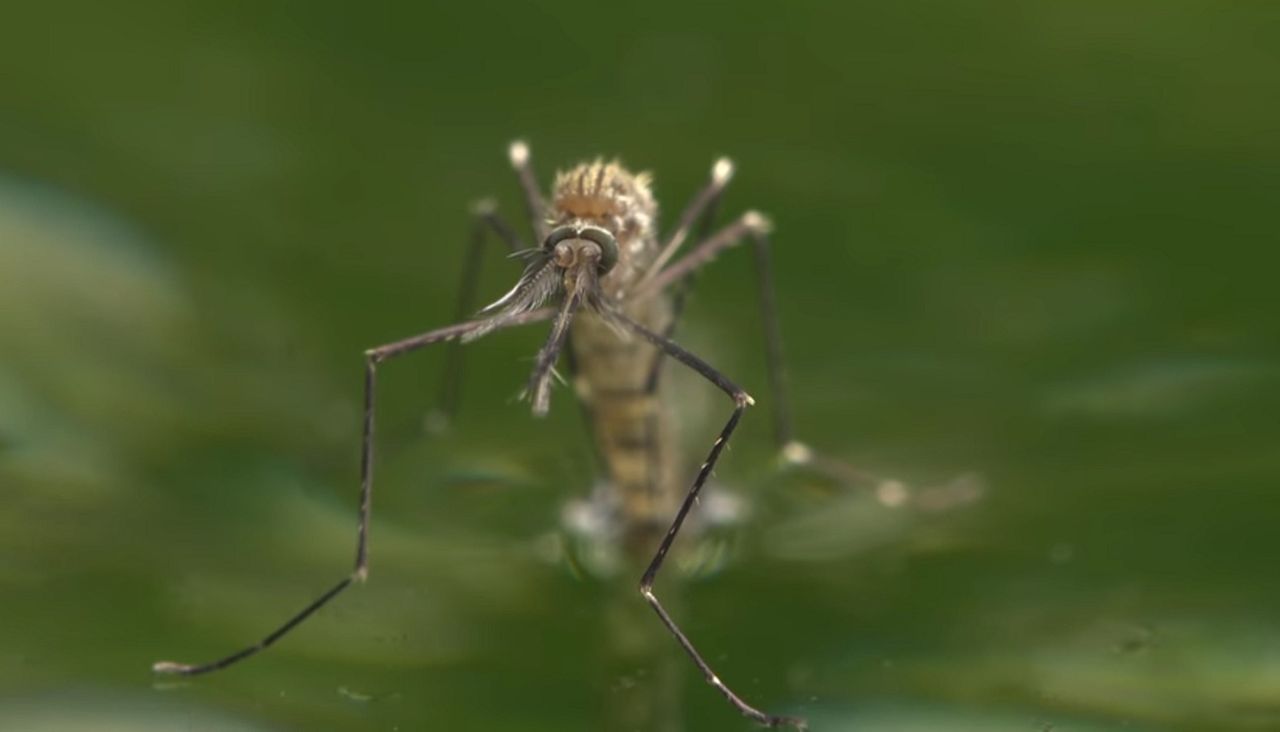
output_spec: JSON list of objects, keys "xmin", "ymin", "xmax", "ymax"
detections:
[
  {"xmin": 1044, "ymin": 358, "xmax": 1279, "ymax": 420},
  {"xmin": 0, "ymin": 176, "xmax": 187, "ymax": 500},
  {"xmin": 0, "ymin": 690, "xmax": 273, "ymax": 732}
]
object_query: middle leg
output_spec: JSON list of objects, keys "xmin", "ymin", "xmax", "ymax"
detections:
[{"xmin": 632, "ymin": 211, "xmax": 890, "ymax": 486}]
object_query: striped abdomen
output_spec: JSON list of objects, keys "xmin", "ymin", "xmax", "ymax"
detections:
[{"xmin": 570, "ymin": 295, "xmax": 680, "ymax": 540}]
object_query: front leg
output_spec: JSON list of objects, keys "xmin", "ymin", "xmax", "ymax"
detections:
[
  {"xmin": 612, "ymin": 311, "xmax": 809, "ymax": 731},
  {"xmin": 152, "ymin": 308, "xmax": 553, "ymax": 676}
]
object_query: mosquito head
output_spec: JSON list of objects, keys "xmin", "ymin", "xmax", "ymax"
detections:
[
  {"xmin": 493, "ymin": 225, "xmax": 617, "ymax": 416},
  {"xmin": 544, "ymin": 224, "xmax": 618, "ymax": 277},
  {"xmin": 473, "ymin": 224, "xmax": 615, "ymax": 400}
]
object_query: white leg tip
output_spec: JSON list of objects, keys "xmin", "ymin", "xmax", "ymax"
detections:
[
  {"xmin": 743, "ymin": 210, "xmax": 773, "ymax": 234},
  {"xmin": 781, "ymin": 440, "xmax": 813, "ymax": 466},
  {"xmin": 509, "ymin": 140, "xmax": 530, "ymax": 168},
  {"xmin": 876, "ymin": 480, "xmax": 910, "ymax": 508},
  {"xmin": 712, "ymin": 157, "xmax": 735, "ymax": 186}
]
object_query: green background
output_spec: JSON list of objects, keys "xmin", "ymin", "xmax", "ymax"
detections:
[{"xmin": 2, "ymin": 2, "xmax": 1277, "ymax": 730}]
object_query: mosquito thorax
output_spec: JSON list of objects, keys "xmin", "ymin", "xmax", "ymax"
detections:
[{"xmin": 550, "ymin": 160, "xmax": 656, "ymax": 233}]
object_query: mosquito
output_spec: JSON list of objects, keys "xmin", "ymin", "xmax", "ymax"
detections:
[{"xmin": 154, "ymin": 140, "xmax": 845, "ymax": 730}]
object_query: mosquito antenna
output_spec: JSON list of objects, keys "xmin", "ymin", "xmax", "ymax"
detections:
[
  {"xmin": 465, "ymin": 253, "xmax": 561, "ymax": 342},
  {"xmin": 526, "ymin": 256, "xmax": 605, "ymax": 416},
  {"xmin": 525, "ymin": 277, "xmax": 585, "ymax": 416}
]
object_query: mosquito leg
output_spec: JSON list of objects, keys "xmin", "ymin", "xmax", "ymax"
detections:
[
  {"xmin": 626, "ymin": 169, "xmax": 726, "ymax": 503},
  {"xmin": 746, "ymin": 223, "xmax": 795, "ymax": 451},
  {"xmin": 640, "ymin": 157, "xmax": 735, "ymax": 286},
  {"xmin": 643, "ymin": 168, "xmax": 724, "ymax": 393},
  {"xmin": 635, "ymin": 180, "xmax": 724, "ymax": 505},
  {"xmin": 630, "ymin": 211, "xmax": 769, "ymax": 302},
  {"xmin": 508, "ymin": 140, "xmax": 549, "ymax": 243},
  {"xmin": 432, "ymin": 201, "xmax": 526, "ymax": 427},
  {"xmin": 611, "ymin": 312, "xmax": 807, "ymax": 731},
  {"xmin": 152, "ymin": 308, "xmax": 554, "ymax": 677},
  {"xmin": 630, "ymin": 210, "xmax": 794, "ymax": 440},
  {"xmin": 748, "ymin": 228, "xmax": 900, "ymax": 484},
  {"xmin": 637, "ymin": 212, "xmax": 890, "ymax": 489}
]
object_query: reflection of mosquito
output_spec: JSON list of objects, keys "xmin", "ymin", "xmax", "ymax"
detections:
[{"xmin": 156, "ymin": 140, "xmax": 846, "ymax": 729}]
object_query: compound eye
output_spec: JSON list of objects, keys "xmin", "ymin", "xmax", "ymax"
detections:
[
  {"xmin": 577, "ymin": 227, "xmax": 618, "ymax": 274},
  {"xmin": 543, "ymin": 226, "xmax": 578, "ymax": 250}
]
